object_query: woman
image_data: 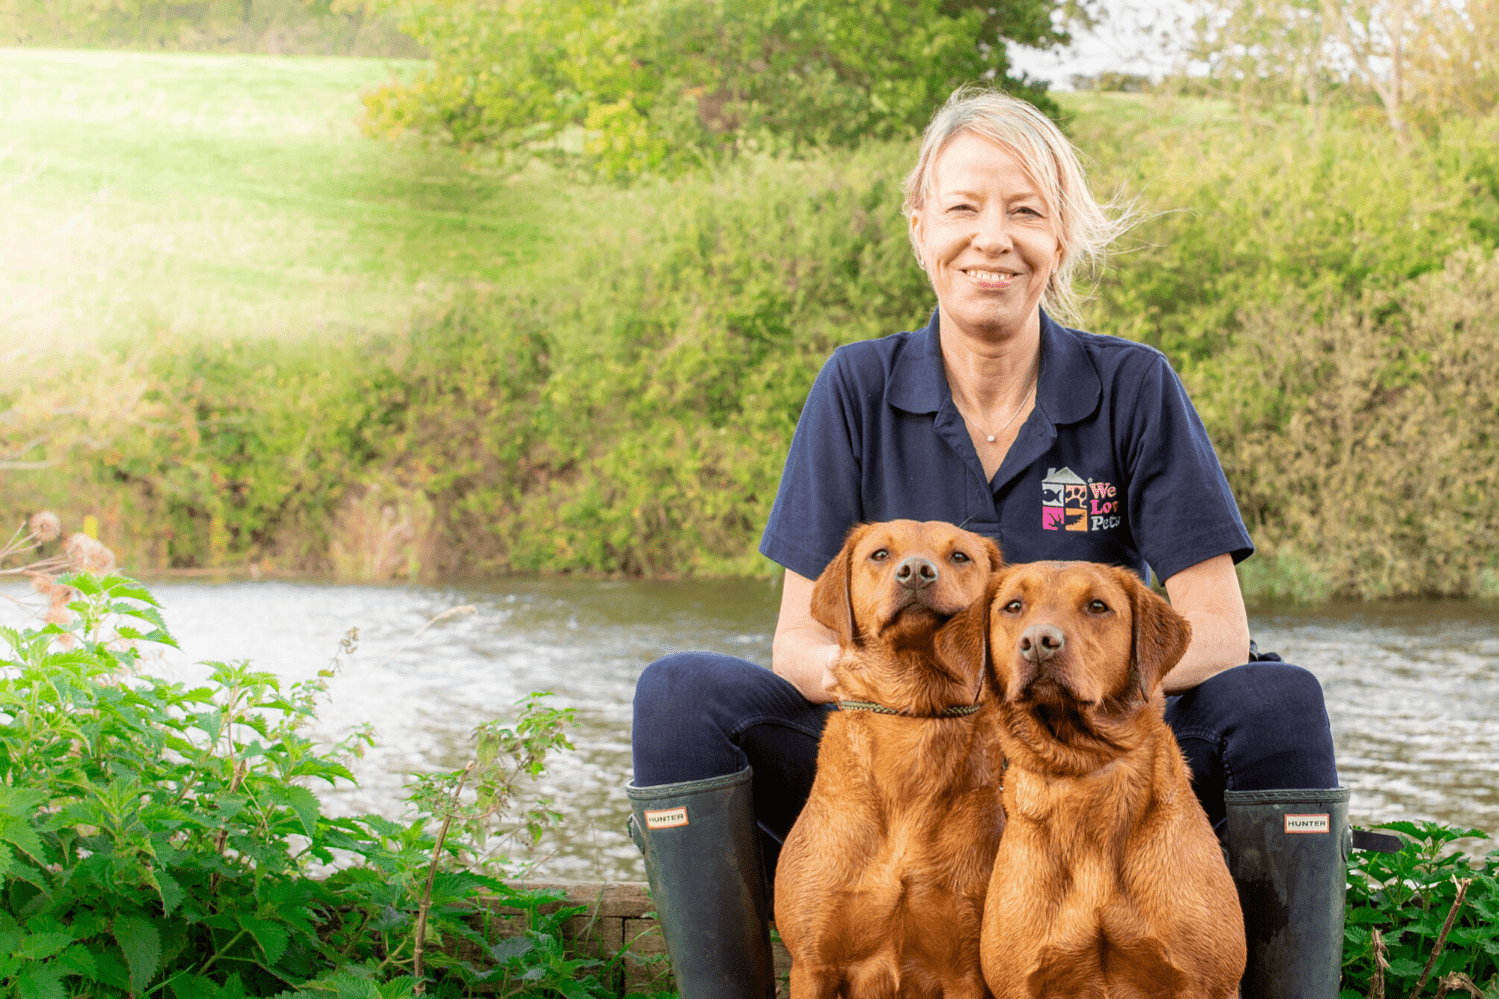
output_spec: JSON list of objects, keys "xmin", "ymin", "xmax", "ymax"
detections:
[{"xmin": 627, "ymin": 88, "xmax": 1342, "ymax": 999}]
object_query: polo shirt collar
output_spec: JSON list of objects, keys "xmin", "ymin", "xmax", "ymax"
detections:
[{"xmin": 885, "ymin": 308, "xmax": 1101, "ymax": 425}]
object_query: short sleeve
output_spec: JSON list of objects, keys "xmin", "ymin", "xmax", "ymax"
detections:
[
  {"xmin": 758, "ymin": 352, "xmax": 865, "ymax": 580},
  {"xmin": 1123, "ymin": 355, "xmax": 1253, "ymax": 582}
]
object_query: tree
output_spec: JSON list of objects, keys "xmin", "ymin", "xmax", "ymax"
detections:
[
  {"xmin": 1187, "ymin": 0, "xmax": 1334, "ymax": 123},
  {"xmin": 1406, "ymin": 0, "xmax": 1499, "ymax": 116},
  {"xmin": 362, "ymin": 0, "xmax": 1078, "ymax": 176},
  {"xmin": 1182, "ymin": 0, "xmax": 1496, "ymax": 141}
]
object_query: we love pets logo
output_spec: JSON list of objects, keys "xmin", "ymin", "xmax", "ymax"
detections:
[{"xmin": 1041, "ymin": 467, "xmax": 1122, "ymax": 533}]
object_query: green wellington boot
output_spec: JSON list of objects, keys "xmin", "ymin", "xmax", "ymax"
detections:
[
  {"xmin": 1224, "ymin": 787, "xmax": 1353, "ymax": 999},
  {"xmin": 626, "ymin": 767, "xmax": 775, "ymax": 999}
]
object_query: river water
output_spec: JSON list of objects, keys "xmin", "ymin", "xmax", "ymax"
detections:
[{"xmin": 7, "ymin": 577, "xmax": 1497, "ymax": 879}]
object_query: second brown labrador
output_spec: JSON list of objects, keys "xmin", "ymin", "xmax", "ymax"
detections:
[
  {"xmin": 939, "ymin": 561, "xmax": 1246, "ymax": 999},
  {"xmin": 776, "ymin": 520, "xmax": 1006, "ymax": 999}
]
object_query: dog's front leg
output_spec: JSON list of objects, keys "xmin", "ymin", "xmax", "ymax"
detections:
[{"xmin": 788, "ymin": 960, "xmax": 845, "ymax": 999}]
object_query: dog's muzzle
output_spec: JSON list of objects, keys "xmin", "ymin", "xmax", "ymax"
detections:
[
  {"xmin": 895, "ymin": 556, "xmax": 938, "ymax": 590},
  {"xmin": 1019, "ymin": 624, "xmax": 1065, "ymax": 664}
]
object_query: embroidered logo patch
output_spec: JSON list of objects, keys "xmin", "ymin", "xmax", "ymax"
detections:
[
  {"xmin": 1284, "ymin": 813, "xmax": 1331, "ymax": 834},
  {"xmin": 644, "ymin": 807, "xmax": 689, "ymax": 830},
  {"xmin": 1041, "ymin": 467, "xmax": 1122, "ymax": 532}
]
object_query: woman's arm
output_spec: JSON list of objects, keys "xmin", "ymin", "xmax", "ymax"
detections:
[
  {"xmin": 771, "ymin": 569, "xmax": 842, "ymax": 703},
  {"xmin": 1161, "ymin": 553, "xmax": 1251, "ymax": 693}
]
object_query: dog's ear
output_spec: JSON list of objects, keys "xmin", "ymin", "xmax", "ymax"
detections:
[
  {"xmin": 1122, "ymin": 569, "xmax": 1193, "ymax": 698},
  {"xmin": 980, "ymin": 535, "xmax": 1005, "ymax": 574},
  {"xmin": 936, "ymin": 577, "xmax": 997, "ymax": 700},
  {"xmin": 810, "ymin": 524, "xmax": 869, "ymax": 644}
]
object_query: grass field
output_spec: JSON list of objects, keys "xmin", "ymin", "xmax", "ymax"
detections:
[
  {"xmin": 0, "ymin": 49, "xmax": 1181, "ymax": 356},
  {"xmin": 0, "ymin": 48, "xmax": 577, "ymax": 352}
]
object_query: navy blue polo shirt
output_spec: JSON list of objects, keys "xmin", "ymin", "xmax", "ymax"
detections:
[{"xmin": 759, "ymin": 310, "xmax": 1253, "ymax": 584}]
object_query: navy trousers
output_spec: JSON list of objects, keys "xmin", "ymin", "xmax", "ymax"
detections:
[{"xmin": 632, "ymin": 650, "xmax": 1339, "ymax": 865}]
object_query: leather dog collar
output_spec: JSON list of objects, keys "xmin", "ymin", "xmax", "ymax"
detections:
[{"xmin": 838, "ymin": 700, "xmax": 982, "ymax": 718}]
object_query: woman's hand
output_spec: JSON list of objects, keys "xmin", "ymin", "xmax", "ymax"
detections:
[
  {"xmin": 1161, "ymin": 553, "xmax": 1252, "ymax": 693},
  {"xmin": 772, "ymin": 569, "xmax": 843, "ymax": 703}
]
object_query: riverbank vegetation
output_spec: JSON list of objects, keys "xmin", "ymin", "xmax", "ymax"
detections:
[
  {"xmin": 4, "ymin": 0, "xmax": 1499, "ymax": 599},
  {"xmin": 0, "ymin": 527, "xmax": 671, "ymax": 997}
]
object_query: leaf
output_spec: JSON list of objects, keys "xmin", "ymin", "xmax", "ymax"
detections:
[
  {"xmin": 332, "ymin": 971, "xmax": 381, "ymax": 999},
  {"xmin": 168, "ymin": 972, "xmax": 220, "ymax": 999},
  {"xmin": 1386, "ymin": 956, "xmax": 1425, "ymax": 978},
  {"xmin": 14, "ymin": 963, "xmax": 66, "ymax": 999},
  {"xmin": 149, "ymin": 867, "xmax": 185, "ymax": 914},
  {"xmin": 0, "ymin": 811, "xmax": 48, "ymax": 862},
  {"xmin": 375, "ymin": 977, "xmax": 417, "ymax": 999},
  {"xmin": 1346, "ymin": 906, "xmax": 1395, "ymax": 925},
  {"xmin": 18, "ymin": 932, "xmax": 74, "ymax": 960},
  {"xmin": 236, "ymin": 914, "xmax": 289, "ymax": 965},
  {"xmin": 101, "ymin": 575, "xmax": 160, "ymax": 606},
  {"xmin": 52, "ymin": 945, "xmax": 97, "ymax": 981},
  {"xmin": 487, "ymin": 936, "xmax": 534, "ymax": 961},
  {"xmin": 554, "ymin": 980, "xmax": 594, "ymax": 999},
  {"xmin": 279, "ymin": 786, "xmax": 321, "ymax": 838},
  {"xmin": 113, "ymin": 914, "xmax": 162, "ymax": 992},
  {"xmin": 90, "ymin": 949, "xmax": 131, "ymax": 990},
  {"xmin": 60, "ymin": 572, "xmax": 102, "ymax": 596}
]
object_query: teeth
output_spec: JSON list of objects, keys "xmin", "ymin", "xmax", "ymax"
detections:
[{"xmin": 967, "ymin": 270, "xmax": 1013, "ymax": 282}]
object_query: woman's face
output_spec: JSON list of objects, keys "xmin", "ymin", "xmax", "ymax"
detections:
[{"xmin": 911, "ymin": 132, "xmax": 1061, "ymax": 343}]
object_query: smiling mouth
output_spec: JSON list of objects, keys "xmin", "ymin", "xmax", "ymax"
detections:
[{"xmin": 963, "ymin": 268, "xmax": 1019, "ymax": 287}]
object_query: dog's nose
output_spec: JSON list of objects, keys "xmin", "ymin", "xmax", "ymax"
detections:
[
  {"xmin": 895, "ymin": 556, "xmax": 938, "ymax": 590},
  {"xmin": 1019, "ymin": 624, "xmax": 1065, "ymax": 663}
]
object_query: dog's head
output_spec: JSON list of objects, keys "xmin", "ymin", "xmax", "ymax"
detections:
[
  {"xmin": 940, "ymin": 561, "xmax": 1191, "ymax": 764},
  {"xmin": 811, "ymin": 520, "xmax": 1003, "ymax": 712}
]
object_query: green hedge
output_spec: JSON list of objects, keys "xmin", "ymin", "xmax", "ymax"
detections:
[{"xmin": 5, "ymin": 97, "xmax": 1499, "ymax": 597}]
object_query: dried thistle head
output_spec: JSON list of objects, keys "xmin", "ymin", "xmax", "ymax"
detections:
[
  {"xmin": 28, "ymin": 511, "xmax": 62, "ymax": 543},
  {"xmin": 63, "ymin": 533, "xmax": 117, "ymax": 576},
  {"xmin": 32, "ymin": 576, "xmax": 75, "ymax": 627}
]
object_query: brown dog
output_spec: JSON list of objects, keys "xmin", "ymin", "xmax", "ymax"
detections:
[
  {"xmin": 775, "ymin": 520, "xmax": 1006, "ymax": 999},
  {"xmin": 940, "ymin": 561, "xmax": 1245, "ymax": 999}
]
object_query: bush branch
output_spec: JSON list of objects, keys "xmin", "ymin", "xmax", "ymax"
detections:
[
  {"xmin": 1409, "ymin": 876, "xmax": 1474, "ymax": 999},
  {"xmin": 413, "ymin": 760, "xmax": 475, "ymax": 994}
]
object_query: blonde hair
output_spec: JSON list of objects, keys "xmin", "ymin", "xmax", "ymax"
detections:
[{"xmin": 902, "ymin": 86, "xmax": 1132, "ymax": 325}]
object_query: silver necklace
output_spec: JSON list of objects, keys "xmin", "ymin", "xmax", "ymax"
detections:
[{"xmin": 957, "ymin": 364, "xmax": 1039, "ymax": 443}]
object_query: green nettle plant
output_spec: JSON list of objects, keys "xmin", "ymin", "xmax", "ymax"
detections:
[
  {"xmin": 0, "ymin": 539, "xmax": 669, "ymax": 997},
  {"xmin": 1342, "ymin": 823, "xmax": 1499, "ymax": 998}
]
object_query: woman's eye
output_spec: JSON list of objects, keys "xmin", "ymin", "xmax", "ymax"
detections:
[
  {"xmin": 951, "ymin": 551, "xmax": 970, "ymax": 563},
  {"xmin": 1088, "ymin": 599, "xmax": 1110, "ymax": 613},
  {"xmin": 871, "ymin": 549, "xmax": 889, "ymax": 561}
]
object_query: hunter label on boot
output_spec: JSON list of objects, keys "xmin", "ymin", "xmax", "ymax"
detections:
[
  {"xmin": 1284, "ymin": 813, "xmax": 1331, "ymax": 834},
  {"xmin": 644, "ymin": 806, "xmax": 690, "ymax": 829}
]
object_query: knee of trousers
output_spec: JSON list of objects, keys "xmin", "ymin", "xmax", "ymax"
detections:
[
  {"xmin": 1193, "ymin": 660, "xmax": 1339, "ymax": 789},
  {"xmin": 632, "ymin": 651, "xmax": 770, "ymax": 786}
]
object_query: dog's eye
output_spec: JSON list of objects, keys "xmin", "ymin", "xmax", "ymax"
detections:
[
  {"xmin": 870, "ymin": 548, "xmax": 890, "ymax": 562},
  {"xmin": 951, "ymin": 551, "xmax": 970, "ymax": 563},
  {"xmin": 1003, "ymin": 599, "xmax": 1023, "ymax": 614},
  {"xmin": 1088, "ymin": 599, "xmax": 1110, "ymax": 614}
]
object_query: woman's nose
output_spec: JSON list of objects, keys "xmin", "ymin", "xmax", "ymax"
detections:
[{"xmin": 968, "ymin": 209, "xmax": 1011, "ymax": 252}]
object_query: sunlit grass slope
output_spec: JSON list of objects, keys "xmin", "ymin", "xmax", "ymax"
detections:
[{"xmin": 0, "ymin": 48, "xmax": 563, "ymax": 350}]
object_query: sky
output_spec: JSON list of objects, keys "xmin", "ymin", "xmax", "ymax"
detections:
[{"xmin": 1006, "ymin": 0, "xmax": 1193, "ymax": 88}]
